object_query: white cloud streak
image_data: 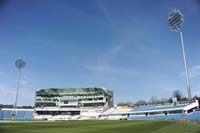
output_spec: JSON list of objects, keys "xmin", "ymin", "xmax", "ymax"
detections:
[
  {"xmin": 180, "ymin": 64, "xmax": 200, "ymax": 79},
  {"xmin": 85, "ymin": 41, "xmax": 138, "ymax": 76},
  {"xmin": 97, "ymin": 41, "xmax": 128, "ymax": 64},
  {"xmin": 96, "ymin": 0, "xmax": 116, "ymax": 29}
]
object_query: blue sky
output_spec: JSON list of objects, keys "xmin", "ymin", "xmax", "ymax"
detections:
[{"xmin": 0, "ymin": 0, "xmax": 200, "ymax": 106}]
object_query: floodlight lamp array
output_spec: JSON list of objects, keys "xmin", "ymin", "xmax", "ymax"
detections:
[
  {"xmin": 168, "ymin": 9, "xmax": 184, "ymax": 32},
  {"xmin": 15, "ymin": 59, "xmax": 26, "ymax": 70}
]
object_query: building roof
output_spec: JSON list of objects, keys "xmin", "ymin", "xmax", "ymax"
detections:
[
  {"xmin": 130, "ymin": 103, "xmax": 189, "ymax": 113},
  {"xmin": 36, "ymin": 87, "xmax": 113, "ymax": 96}
]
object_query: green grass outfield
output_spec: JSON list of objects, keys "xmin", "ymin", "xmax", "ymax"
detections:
[{"xmin": 0, "ymin": 120, "xmax": 200, "ymax": 133}]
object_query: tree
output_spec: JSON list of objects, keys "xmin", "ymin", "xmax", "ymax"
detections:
[
  {"xmin": 168, "ymin": 97, "xmax": 173, "ymax": 103},
  {"xmin": 193, "ymin": 96, "xmax": 200, "ymax": 104},
  {"xmin": 149, "ymin": 97, "xmax": 159, "ymax": 104},
  {"xmin": 134, "ymin": 100, "xmax": 147, "ymax": 106},
  {"xmin": 193, "ymin": 95, "xmax": 199, "ymax": 100},
  {"xmin": 181, "ymin": 97, "xmax": 188, "ymax": 101},
  {"xmin": 173, "ymin": 90, "xmax": 182, "ymax": 101}
]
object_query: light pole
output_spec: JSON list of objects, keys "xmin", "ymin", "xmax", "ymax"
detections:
[
  {"xmin": 168, "ymin": 9, "xmax": 192, "ymax": 100},
  {"xmin": 14, "ymin": 59, "xmax": 26, "ymax": 119}
]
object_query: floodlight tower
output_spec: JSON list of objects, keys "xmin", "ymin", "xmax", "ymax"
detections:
[
  {"xmin": 168, "ymin": 9, "xmax": 192, "ymax": 100},
  {"xmin": 14, "ymin": 59, "xmax": 26, "ymax": 114}
]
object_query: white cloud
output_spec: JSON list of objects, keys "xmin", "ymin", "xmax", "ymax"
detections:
[
  {"xmin": 0, "ymin": 80, "xmax": 29, "ymax": 98},
  {"xmin": 180, "ymin": 64, "xmax": 200, "ymax": 79},
  {"xmin": 85, "ymin": 65, "xmax": 111, "ymax": 72},
  {"xmin": 20, "ymin": 80, "xmax": 28, "ymax": 86},
  {"xmin": 0, "ymin": 83, "xmax": 29, "ymax": 98},
  {"xmin": 0, "ymin": 84, "xmax": 35, "ymax": 105},
  {"xmin": 163, "ymin": 88, "xmax": 178, "ymax": 93},
  {"xmin": 189, "ymin": 65, "xmax": 200, "ymax": 79},
  {"xmin": 0, "ymin": 87, "xmax": 16, "ymax": 98},
  {"xmin": 97, "ymin": 41, "xmax": 128, "ymax": 64},
  {"xmin": 96, "ymin": 0, "xmax": 117, "ymax": 30},
  {"xmin": 84, "ymin": 41, "xmax": 139, "ymax": 76},
  {"xmin": 85, "ymin": 64, "xmax": 139, "ymax": 76}
]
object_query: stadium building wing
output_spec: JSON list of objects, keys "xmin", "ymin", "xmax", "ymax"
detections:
[
  {"xmin": 34, "ymin": 87, "xmax": 113, "ymax": 120},
  {"xmin": 100, "ymin": 100, "xmax": 200, "ymax": 121}
]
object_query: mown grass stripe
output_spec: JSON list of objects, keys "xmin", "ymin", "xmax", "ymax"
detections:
[{"xmin": 0, "ymin": 120, "xmax": 199, "ymax": 133}]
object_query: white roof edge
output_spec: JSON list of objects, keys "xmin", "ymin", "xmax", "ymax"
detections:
[{"xmin": 1, "ymin": 108, "xmax": 34, "ymax": 111}]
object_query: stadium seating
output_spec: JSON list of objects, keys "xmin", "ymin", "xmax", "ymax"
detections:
[
  {"xmin": 0, "ymin": 110, "xmax": 2, "ymax": 120},
  {"xmin": 24, "ymin": 111, "xmax": 34, "ymax": 119},
  {"xmin": 101, "ymin": 101, "xmax": 200, "ymax": 121},
  {"xmin": 128, "ymin": 110, "xmax": 200, "ymax": 121},
  {"xmin": 2, "ymin": 110, "xmax": 12, "ymax": 120},
  {"xmin": 131, "ymin": 103, "xmax": 189, "ymax": 112},
  {"xmin": 1, "ymin": 109, "xmax": 33, "ymax": 120}
]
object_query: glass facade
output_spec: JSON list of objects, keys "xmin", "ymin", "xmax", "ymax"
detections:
[{"xmin": 35, "ymin": 87, "xmax": 113, "ymax": 109}]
